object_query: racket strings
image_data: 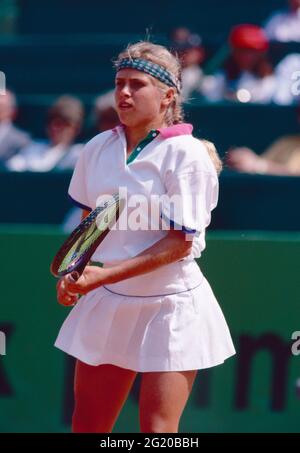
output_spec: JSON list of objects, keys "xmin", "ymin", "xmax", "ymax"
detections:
[{"xmin": 57, "ymin": 201, "xmax": 119, "ymax": 274}]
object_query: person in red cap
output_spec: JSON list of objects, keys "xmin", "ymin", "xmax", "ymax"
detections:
[
  {"xmin": 229, "ymin": 24, "xmax": 269, "ymax": 51},
  {"xmin": 202, "ymin": 24, "xmax": 276, "ymax": 103}
]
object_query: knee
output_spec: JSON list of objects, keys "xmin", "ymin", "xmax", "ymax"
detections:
[{"xmin": 140, "ymin": 415, "xmax": 179, "ymax": 433}]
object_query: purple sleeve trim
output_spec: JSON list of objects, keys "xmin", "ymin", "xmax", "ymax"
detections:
[{"xmin": 68, "ymin": 194, "xmax": 92, "ymax": 212}]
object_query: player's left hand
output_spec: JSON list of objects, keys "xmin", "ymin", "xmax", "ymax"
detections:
[{"xmin": 63, "ymin": 265, "xmax": 108, "ymax": 295}]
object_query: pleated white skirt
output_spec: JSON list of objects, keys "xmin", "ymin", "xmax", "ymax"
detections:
[{"xmin": 54, "ymin": 264, "xmax": 236, "ymax": 372}]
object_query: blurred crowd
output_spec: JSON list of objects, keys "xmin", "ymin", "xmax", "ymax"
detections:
[
  {"xmin": 174, "ymin": 0, "xmax": 300, "ymax": 105},
  {"xmin": 0, "ymin": 0, "xmax": 300, "ymax": 176},
  {"xmin": 0, "ymin": 90, "xmax": 119, "ymax": 172}
]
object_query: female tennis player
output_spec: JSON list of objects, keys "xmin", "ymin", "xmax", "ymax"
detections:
[{"xmin": 55, "ymin": 41, "xmax": 235, "ymax": 433}]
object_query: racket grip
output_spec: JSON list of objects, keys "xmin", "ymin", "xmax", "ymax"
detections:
[
  {"xmin": 65, "ymin": 271, "xmax": 80, "ymax": 296},
  {"xmin": 70, "ymin": 271, "xmax": 80, "ymax": 282}
]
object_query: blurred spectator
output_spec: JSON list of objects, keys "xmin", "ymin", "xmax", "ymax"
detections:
[
  {"xmin": 62, "ymin": 91, "xmax": 119, "ymax": 232},
  {"xmin": 93, "ymin": 90, "xmax": 119, "ymax": 133},
  {"xmin": 226, "ymin": 105, "xmax": 300, "ymax": 175},
  {"xmin": 264, "ymin": 0, "xmax": 300, "ymax": 43},
  {"xmin": 7, "ymin": 95, "xmax": 84, "ymax": 172},
  {"xmin": 0, "ymin": 90, "xmax": 31, "ymax": 165},
  {"xmin": 170, "ymin": 27, "xmax": 205, "ymax": 102},
  {"xmin": 274, "ymin": 53, "xmax": 300, "ymax": 105},
  {"xmin": 202, "ymin": 24, "xmax": 276, "ymax": 104}
]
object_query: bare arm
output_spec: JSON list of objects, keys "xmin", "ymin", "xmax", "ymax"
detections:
[
  {"xmin": 102, "ymin": 229, "xmax": 192, "ymax": 285},
  {"xmin": 63, "ymin": 228, "xmax": 193, "ymax": 295},
  {"xmin": 255, "ymin": 159, "xmax": 298, "ymax": 176},
  {"xmin": 226, "ymin": 146, "xmax": 299, "ymax": 176}
]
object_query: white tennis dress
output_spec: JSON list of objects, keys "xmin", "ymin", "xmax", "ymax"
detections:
[{"xmin": 54, "ymin": 123, "xmax": 236, "ymax": 372}]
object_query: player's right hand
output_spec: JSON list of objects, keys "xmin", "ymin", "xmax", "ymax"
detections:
[{"xmin": 56, "ymin": 277, "xmax": 79, "ymax": 306}]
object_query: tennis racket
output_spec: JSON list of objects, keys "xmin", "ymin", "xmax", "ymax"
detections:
[{"xmin": 50, "ymin": 193, "xmax": 123, "ymax": 279}]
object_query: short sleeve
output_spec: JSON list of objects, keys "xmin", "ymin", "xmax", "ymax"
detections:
[
  {"xmin": 160, "ymin": 143, "xmax": 219, "ymax": 235},
  {"xmin": 68, "ymin": 145, "xmax": 91, "ymax": 211}
]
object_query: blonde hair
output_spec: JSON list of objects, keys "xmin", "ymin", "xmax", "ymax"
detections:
[
  {"xmin": 201, "ymin": 139, "xmax": 223, "ymax": 176},
  {"xmin": 114, "ymin": 41, "xmax": 183, "ymax": 126}
]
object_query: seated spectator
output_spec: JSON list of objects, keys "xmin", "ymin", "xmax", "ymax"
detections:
[
  {"xmin": 62, "ymin": 91, "xmax": 119, "ymax": 232},
  {"xmin": 0, "ymin": 89, "xmax": 31, "ymax": 165},
  {"xmin": 170, "ymin": 27, "xmax": 205, "ymax": 102},
  {"xmin": 7, "ymin": 95, "xmax": 84, "ymax": 172},
  {"xmin": 226, "ymin": 105, "xmax": 300, "ymax": 175},
  {"xmin": 274, "ymin": 53, "xmax": 300, "ymax": 105},
  {"xmin": 264, "ymin": 0, "xmax": 300, "ymax": 43},
  {"xmin": 93, "ymin": 90, "xmax": 119, "ymax": 133},
  {"xmin": 202, "ymin": 24, "xmax": 276, "ymax": 104}
]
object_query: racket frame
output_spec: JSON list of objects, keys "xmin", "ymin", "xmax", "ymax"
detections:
[{"xmin": 50, "ymin": 194, "xmax": 122, "ymax": 278}]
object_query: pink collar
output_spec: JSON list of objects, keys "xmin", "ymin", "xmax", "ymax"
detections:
[
  {"xmin": 112, "ymin": 123, "xmax": 193, "ymax": 138},
  {"xmin": 157, "ymin": 123, "xmax": 193, "ymax": 138}
]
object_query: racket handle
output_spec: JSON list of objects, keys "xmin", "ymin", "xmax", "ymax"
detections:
[
  {"xmin": 70, "ymin": 271, "xmax": 80, "ymax": 282},
  {"xmin": 65, "ymin": 271, "xmax": 80, "ymax": 296}
]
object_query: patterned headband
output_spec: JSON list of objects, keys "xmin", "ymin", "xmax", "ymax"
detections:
[{"xmin": 116, "ymin": 58, "xmax": 181, "ymax": 93}]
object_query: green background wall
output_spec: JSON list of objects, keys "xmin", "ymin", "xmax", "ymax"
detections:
[{"xmin": 0, "ymin": 227, "xmax": 299, "ymax": 432}]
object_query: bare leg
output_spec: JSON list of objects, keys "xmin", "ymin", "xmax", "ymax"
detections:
[
  {"xmin": 139, "ymin": 370, "xmax": 197, "ymax": 433},
  {"xmin": 72, "ymin": 360, "xmax": 137, "ymax": 433}
]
